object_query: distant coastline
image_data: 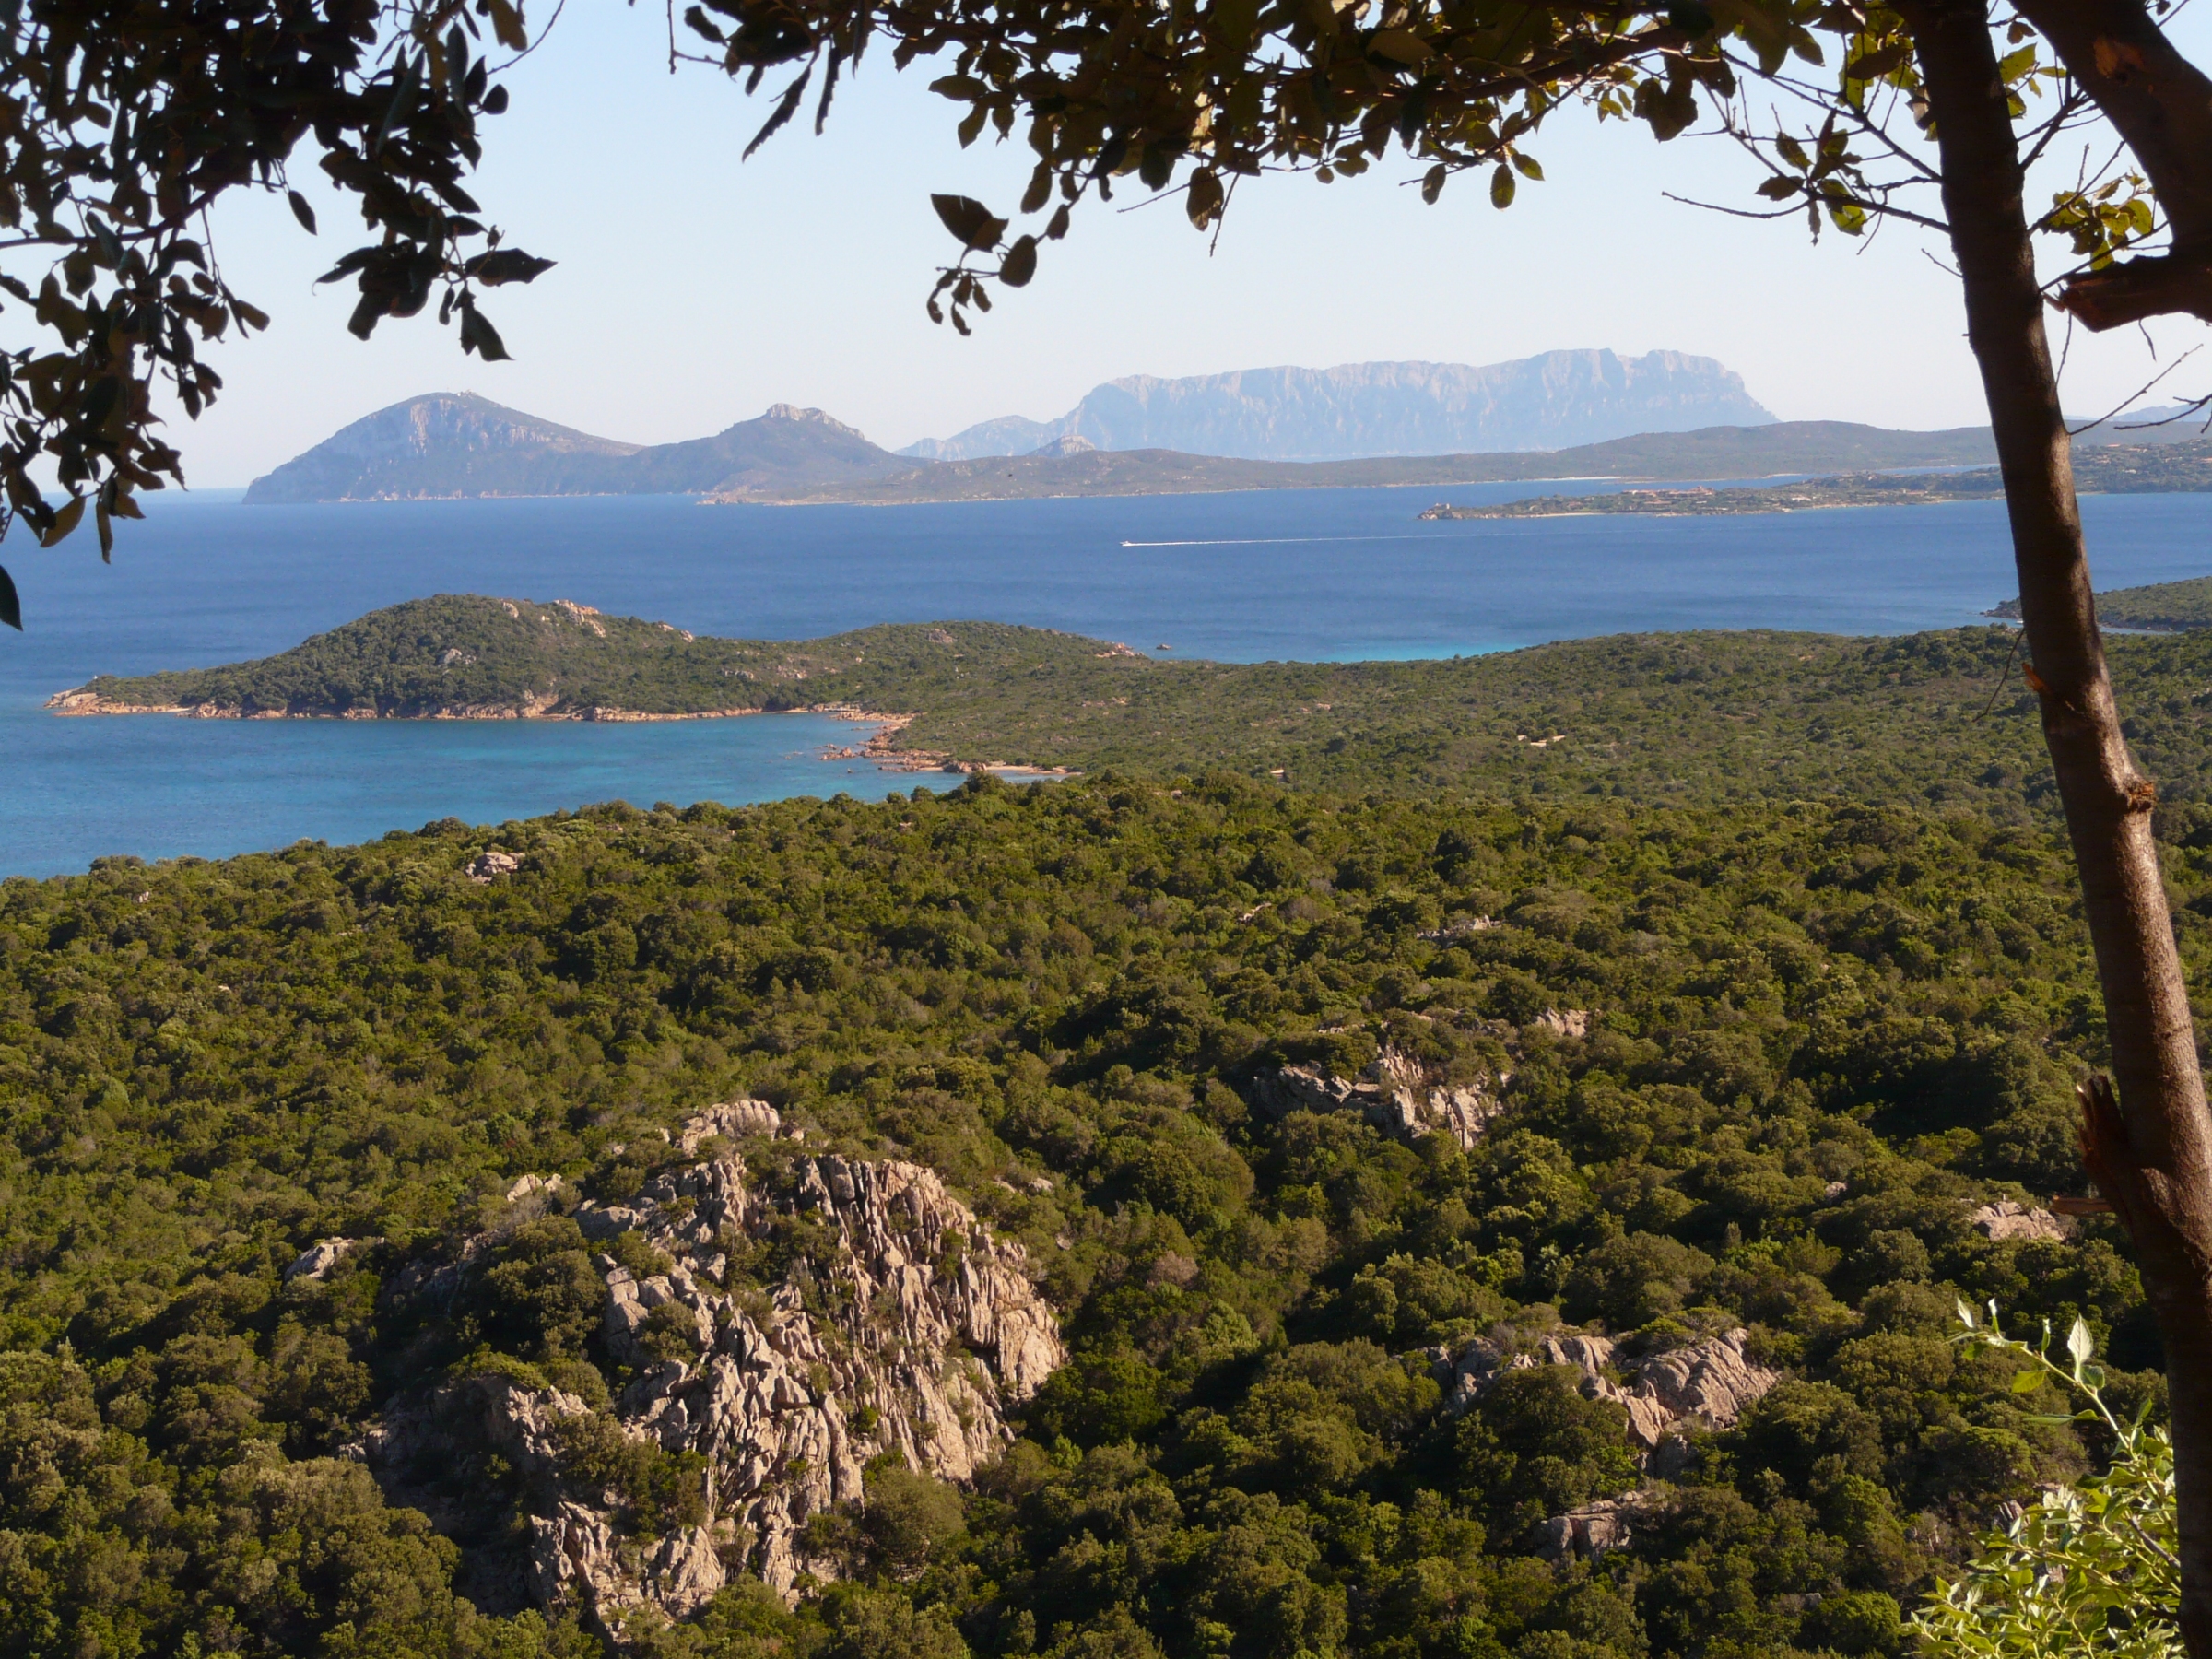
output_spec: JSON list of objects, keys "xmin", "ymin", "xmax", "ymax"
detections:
[
  {"xmin": 1418, "ymin": 441, "xmax": 2212, "ymax": 522},
  {"xmin": 46, "ymin": 688, "xmax": 811, "ymax": 722}
]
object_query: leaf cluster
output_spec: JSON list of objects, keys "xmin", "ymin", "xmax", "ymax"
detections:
[{"xmin": 0, "ymin": 0, "xmax": 555, "ymax": 625}]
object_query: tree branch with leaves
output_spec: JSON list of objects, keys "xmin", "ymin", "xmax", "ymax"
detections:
[{"xmin": 0, "ymin": 0, "xmax": 556, "ymax": 627}]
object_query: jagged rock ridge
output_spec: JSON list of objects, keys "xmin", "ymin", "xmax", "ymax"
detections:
[
  {"xmin": 362, "ymin": 1106, "xmax": 1064, "ymax": 1628},
  {"xmin": 899, "ymin": 351, "xmax": 1777, "ymax": 462}
]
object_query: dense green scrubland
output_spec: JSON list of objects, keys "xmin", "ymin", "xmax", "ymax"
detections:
[
  {"xmin": 2, "ymin": 771, "xmax": 2194, "ymax": 1659},
  {"xmin": 61, "ymin": 596, "xmax": 2212, "ymax": 820}
]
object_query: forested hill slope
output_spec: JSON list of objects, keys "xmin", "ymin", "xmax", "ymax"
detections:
[
  {"xmin": 51, "ymin": 595, "xmax": 2212, "ymax": 824},
  {"xmin": 0, "ymin": 777, "xmax": 2175, "ymax": 1657},
  {"xmin": 49, "ymin": 596, "xmax": 1123, "ymax": 723}
]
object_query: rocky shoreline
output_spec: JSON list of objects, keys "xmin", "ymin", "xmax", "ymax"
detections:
[
  {"xmin": 46, "ymin": 687, "xmax": 1078, "ymax": 782},
  {"xmin": 46, "ymin": 687, "xmax": 777, "ymax": 721}
]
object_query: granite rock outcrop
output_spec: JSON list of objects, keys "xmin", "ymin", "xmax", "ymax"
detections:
[
  {"xmin": 1241, "ymin": 1044, "xmax": 1506, "ymax": 1150},
  {"xmin": 362, "ymin": 1113, "xmax": 1064, "ymax": 1629},
  {"xmin": 1538, "ymin": 1495, "xmax": 1651, "ymax": 1560},
  {"xmin": 1441, "ymin": 1327, "xmax": 1779, "ymax": 1463},
  {"xmin": 1969, "ymin": 1199, "xmax": 2071, "ymax": 1243}
]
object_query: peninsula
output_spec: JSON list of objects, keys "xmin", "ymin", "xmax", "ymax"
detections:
[
  {"xmin": 46, "ymin": 598, "xmax": 1136, "ymax": 771},
  {"xmin": 1416, "ymin": 437, "xmax": 2212, "ymax": 520},
  {"xmin": 49, "ymin": 593, "xmax": 2212, "ymax": 818}
]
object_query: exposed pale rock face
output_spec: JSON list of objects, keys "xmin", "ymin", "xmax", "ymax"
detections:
[
  {"xmin": 1418, "ymin": 915, "xmax": 1498, "ymax": 942},
  {"xmin": 676, "ymin": 1098, "xmax": 783, "ymax": 1152},
  {"xmin": 1970, "ymin": 1200, "xmax": 2071, "ymax": 1242},
  {"xmin": 1532, "ymin": 1008, "xmax": 1591, "ymax": 1040},
  {"xmin": 284, "ymin": 1236, "xmax": 362, "ymax": 1283},
  {"xmin": 365, "ymin": 1138, "xmax": 1064, "ymax": 1628},
  {"xmin": 466, "ymin": 850, "xmax": 521, "ymax": 882},
  {"xmin": 549, "ymin": 599, "xmax": 607, "ymax": 638},
  {"xmin": 1633, "ymin": 1331, "xmax": 1780, "ymax": 1441},
  {"xmin": 1538, "ymin": 1495, "xmax": 1651, "ymax": 1560},
  {"xmin": 1241, "ymin": 1044, "xmax": 1506, "ymax": 1150},
  {"xmin": 1441, "ymin": 1327, "xmax": 1779, "ymax": 1461}
]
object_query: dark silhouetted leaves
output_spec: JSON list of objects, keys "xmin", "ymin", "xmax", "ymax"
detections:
[
  {"xmin": 465, "ymin": 249, "xmax": 557, "ymax": 286},
  {"xmin": 931, "ymin": 194, "xmax": 1006, "ymax": 250},
  {"xmin": 999, "ymin": 235, "xmax": 1038, "ymax": 287}
]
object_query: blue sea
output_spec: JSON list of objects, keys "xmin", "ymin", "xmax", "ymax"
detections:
[{"xmin": 6, "ymin": 480, "xmax": 2212, "ymax": 878}]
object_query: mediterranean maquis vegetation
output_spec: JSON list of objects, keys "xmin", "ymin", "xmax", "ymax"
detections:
[
  {"xmin": 13, "ymin": 0, "xmax": 2212, "ymax": 1649},
  {"xmin": 7, "ymin": 710, "xmax": 2206, "ymax": 1658}
]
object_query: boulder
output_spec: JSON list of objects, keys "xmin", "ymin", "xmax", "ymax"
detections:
[
  {"xmin": 1970, "ymin": 1200, "xmax": 2070, "ymax": 1243},
  {"xmin": 1538, "ymin": 1495, "xmax": 1648, "ymax": 1560},
  {"xmin": 1631, "ymin": 1329, "xmax": 1780, "ymax": 1442},
  {"xmin": 677, "ymin": 1099, "xmax": 782, "ymax": 1152},
  {"xmin": 284, "ymin": 1236, "xmax": 362, "ymax": 1283},
  {"xmin": 465, "ymin": 850, "xmax": 521, "ymax": 882}
]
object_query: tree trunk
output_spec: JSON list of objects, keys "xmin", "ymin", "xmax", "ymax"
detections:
[{"xmin": 1900, "ymin": 1, "xmax": 2212, "ymax": 1649}]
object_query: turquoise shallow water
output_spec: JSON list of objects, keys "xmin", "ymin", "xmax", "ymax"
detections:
[
  {"xmin": 6, "ymin": 481, "xmax": 2211, "ymax": 877},
  {"xmin": 7, "ymin": 707, "xmax": 937, "ymax": 879}
]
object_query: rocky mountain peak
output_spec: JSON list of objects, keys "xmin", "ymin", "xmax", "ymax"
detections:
[
  {"xmin": 760, "ymin": 404, "xmax": 869, "ymax": 441},
  {"xmin": 1025, "ymin": 434, "xmax": 1096, "ymax": 457}
]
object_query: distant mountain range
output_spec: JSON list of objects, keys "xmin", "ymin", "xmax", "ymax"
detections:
[
  {"xmin": 898, "ymin": 350, "xmax": 1777, "ymax": 462},
  {"xmin": 243, "ymin": 366, "xmax": 2210, "ymax": 508},
  {"xmin": 241, "ymin": 396, "xmax": 915, "ymax": 504}
]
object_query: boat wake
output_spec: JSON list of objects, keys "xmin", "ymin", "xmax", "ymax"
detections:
[{"xmin": 1119, "ymin": 533, "xmax": 1448, "ymax": 547}]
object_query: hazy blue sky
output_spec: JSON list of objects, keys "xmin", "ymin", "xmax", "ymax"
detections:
[{"xmin": 171, "ymin": 6, "xmax": 2212, "ymax": 484}]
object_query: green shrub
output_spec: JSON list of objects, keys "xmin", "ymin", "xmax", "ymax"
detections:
[{"xmin": 1910, "ymin": 1308, "xmax": 2179, "ymax": 1657}]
